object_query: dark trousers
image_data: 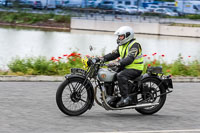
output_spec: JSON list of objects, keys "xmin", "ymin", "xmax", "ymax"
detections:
[{"xmin": 117, "ymin": 69, "xmax": 142, "ymax": 97}]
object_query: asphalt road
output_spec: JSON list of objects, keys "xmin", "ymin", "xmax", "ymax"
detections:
[{"xmin": 0, "ymin": 82, "xmax": 200, "ymax": 133}]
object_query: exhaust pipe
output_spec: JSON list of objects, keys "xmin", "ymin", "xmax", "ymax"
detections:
[
  {"xmin": 113, "ymin": 102, "xmax": 159, "ymax": 110},
  {"xmin": 130, "ymin": 103, "xmax": 159, "ymax": 109},
  {"xmin": 101, "ymin": 88, "xmax": 159, "ymax": 110}
]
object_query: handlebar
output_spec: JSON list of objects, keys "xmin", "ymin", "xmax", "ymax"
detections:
[
  {"xmin": 88, "ymin": 57, "xmax": 120, "ymax": 72},
  {"xmin": 89, "ymin": 57, "xmax": 118, "ymax": 68}
]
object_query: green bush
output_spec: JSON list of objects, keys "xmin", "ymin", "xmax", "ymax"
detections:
[
  {"xmin": 187, "ymin": 60, "xmax": 200, "ymax": 76},
  {"xmin": 7, "ymin": 53, "xmax": 83, "ymax": 76},
  {"xmin": 0, "ymin": 11, "xmax": 71, "ymax": 24},
  {"xmin": 8, "ymin": 57, "xmax": 28, "ymax": 74},
  {"xmin": 53, "ymin": 15, "xmax": 70, "ymax": 23},
  {"xmin": 186, "ymin": 14, "xmax": 200, "ymax": 20}
]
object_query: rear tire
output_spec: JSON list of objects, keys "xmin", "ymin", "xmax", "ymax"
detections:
[
  {"xmin": 135, "ymin": 78, "xmax": 166, "ymax": 115},
  {"xmin": 56, "ymin": 78, "xmax": 93, "ymax": 116}
]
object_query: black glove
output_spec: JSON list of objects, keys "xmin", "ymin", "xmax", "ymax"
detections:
[
  {"xmin": 95, "ymin": 57, "xmax": 104, "ymax": 62},
  {"xmin": 107, "ymin": 62, "xmax": 120, "ymax": 67}
]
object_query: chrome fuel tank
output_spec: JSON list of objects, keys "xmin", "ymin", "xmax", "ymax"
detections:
[{"xmin": 97, "ymin": 68, "xmax": 117, "ymax": 82}]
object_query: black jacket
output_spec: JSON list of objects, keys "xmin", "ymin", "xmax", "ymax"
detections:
[{"xmin": 103, "ymin": 39, "xmax": 141, "ymax": 68}]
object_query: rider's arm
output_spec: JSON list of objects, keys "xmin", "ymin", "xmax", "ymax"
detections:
[
  {"xmin": 119, "ymin": 43, "xmax": 140, "ymax": 68},
  {"xmin": 103, "ymin": 47, "xmax": 120, "ymax": 62}
]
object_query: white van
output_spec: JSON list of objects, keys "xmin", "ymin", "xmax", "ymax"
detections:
[{"xmin": 177, "ymin": 0, "xmax": 200, "ymax": 14}]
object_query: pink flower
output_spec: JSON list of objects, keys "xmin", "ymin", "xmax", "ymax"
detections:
[
  {"xmin": 161, "ymin": 54, "xmax": 165, "ymax": 57},
  {"xmin": 188, "ymin": 56, "xmax": 191, "ymax": 58}
]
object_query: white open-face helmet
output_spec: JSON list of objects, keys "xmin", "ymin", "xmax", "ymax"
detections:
[{"xmin": 114, "ymin": 26, "xmax": 134, "ymax": 46}]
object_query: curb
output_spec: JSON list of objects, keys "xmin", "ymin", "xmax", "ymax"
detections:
[
  {"xmin": 171, "ymin": 76, "xmax": 200, "ymax": 82},
  {"xmin": 0, "ymin": 75, "xmax": 65, "ymax": 82},
  {"xmin": 0, "ymin": 75, "xmax": 200, "ymax": 82}
]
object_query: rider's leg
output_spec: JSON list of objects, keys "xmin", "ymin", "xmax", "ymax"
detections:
[{"xmin": 116, "ymin": 69, "xmax": 142, "ymax": 107}]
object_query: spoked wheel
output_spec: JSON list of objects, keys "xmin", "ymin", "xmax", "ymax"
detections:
[
  {"xmin": 135, "ymin": 78, "xmax": 166, "ymax": 115},
  {"xmin": 56, "ymin": 78, "xmax": 93, "ymax": 116}
]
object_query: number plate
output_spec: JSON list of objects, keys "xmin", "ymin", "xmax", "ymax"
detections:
[
  {"xmin": 71, "ymin": 68, "xmax": 86, "ymax": 76},
  {"xmin": 164, "ymin": 78, "xmax": 173, "ymax": 88}
]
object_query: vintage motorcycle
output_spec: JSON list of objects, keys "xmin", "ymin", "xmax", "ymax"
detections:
[{"xmin": 56, "ymin": 54, "xmax": 173, "ymax": 116}]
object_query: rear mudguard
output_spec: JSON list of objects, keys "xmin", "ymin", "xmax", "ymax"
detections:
[
  {"xmin": 140, "ymin": 73, "xmax": 171, "ymax": 90},
  {"xmin": 65, "ymin": 74, "xmax": 94, "ymax": 110}
]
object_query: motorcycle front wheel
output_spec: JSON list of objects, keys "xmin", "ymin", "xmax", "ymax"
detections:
[
  {"xmin": 56, "ymin": 78, "xmax": 93, "ymax": 116},
  {"xmin": 135, "ymin": 78, "xmax": 166, "ymax": 115}
]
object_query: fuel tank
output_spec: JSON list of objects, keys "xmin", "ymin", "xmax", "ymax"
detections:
[{"xmin": 97, "ymin": 68, "xmax": 117, "ymax": 82}]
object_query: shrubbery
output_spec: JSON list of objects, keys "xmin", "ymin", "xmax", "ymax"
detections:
[
  {"xmin": 186, "ymin": 14, "xmax": 200, "ymax": 20},
  {"xmin": 0, "ymin": 11, "xmax": 71, "ymax": 24},
  {"xmin": 4, "ymin": 52, "xmax": 200, "ymax": 76},
  {"xmin": 144, "ymin": 53, "xmax": 200, "ymax": 77},
  {"xmin": 7, "ymin": 52, "xmax": 83, "ymax": 75}
]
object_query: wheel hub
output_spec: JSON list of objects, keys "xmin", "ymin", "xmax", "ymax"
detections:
[
  {"xmin": 70, "ymin": 92, "xmax": 81, "ymax": 102},
  {"xmin": 142, "ymin": 87, "xmax": 157, "ymax": 103},
  {"xmin": 148, "ymin": 87, "xmax": 157, "ymax": 102}
]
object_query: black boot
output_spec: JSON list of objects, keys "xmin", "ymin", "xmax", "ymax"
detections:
[
  {"xmin": 106, "ymin": 96, "xmax": 120, "ymax": 107},
  {"xmin": 116, "ymin": 96, "xmax": 132, "ymax": 107}
]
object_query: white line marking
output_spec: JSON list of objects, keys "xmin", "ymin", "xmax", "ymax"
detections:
[{"xmin": 89, "ymin": 129, "xmax": 200, "ymax": 133}]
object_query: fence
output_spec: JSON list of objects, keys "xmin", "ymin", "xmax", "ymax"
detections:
[{"xmin": 71, "ymin": 9, "xmax": 185, "ymax": 24}]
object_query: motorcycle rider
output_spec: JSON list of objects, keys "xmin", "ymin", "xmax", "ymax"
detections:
[{"xmin": 100, "ymin": 26, "xmax": 144, "ymax": 107}]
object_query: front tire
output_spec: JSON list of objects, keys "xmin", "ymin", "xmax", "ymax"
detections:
[
  {"xmin": 56, "ymin": 78, "xmax": 93, "ymax": 116},
  {"xmin": 135, "ymin": 78, "xmax": 166, "ymax": 115}
]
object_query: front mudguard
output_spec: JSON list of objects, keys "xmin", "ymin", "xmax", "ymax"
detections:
[{"xmin": 65, "ymin": 74, "xmax": 94, "ymax": 110}]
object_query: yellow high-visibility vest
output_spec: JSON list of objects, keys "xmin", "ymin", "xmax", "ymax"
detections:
[{"xmin": 118, "ymin": 40, "xmax": 144, "ymax": 70}]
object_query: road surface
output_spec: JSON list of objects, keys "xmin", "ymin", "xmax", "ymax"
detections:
[{"xmin": 0, "ymin": 82, "xmax": 200, "ymax": 133}]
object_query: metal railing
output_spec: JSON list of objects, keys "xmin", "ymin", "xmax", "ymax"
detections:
[
  {"xmin": 72, "ymin": 9, "xmax": 175, "ymax": 24},
  {"xmin": 71, "ymin": 8, "xmax": 200, "ymax": 25}
]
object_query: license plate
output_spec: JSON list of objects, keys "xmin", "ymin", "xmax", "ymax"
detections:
[{"xmin": 164, "ymin": 78, "xmax": 173, "ymax": 88}]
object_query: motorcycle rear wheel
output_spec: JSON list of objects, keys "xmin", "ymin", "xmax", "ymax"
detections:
[
  {"xmin": 56, "ymin": 78, "xmax": 93, "ymax": 116},
  {"xmin": 135, "ymin": 78, "xmax": 166, "ymax": 115}
]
